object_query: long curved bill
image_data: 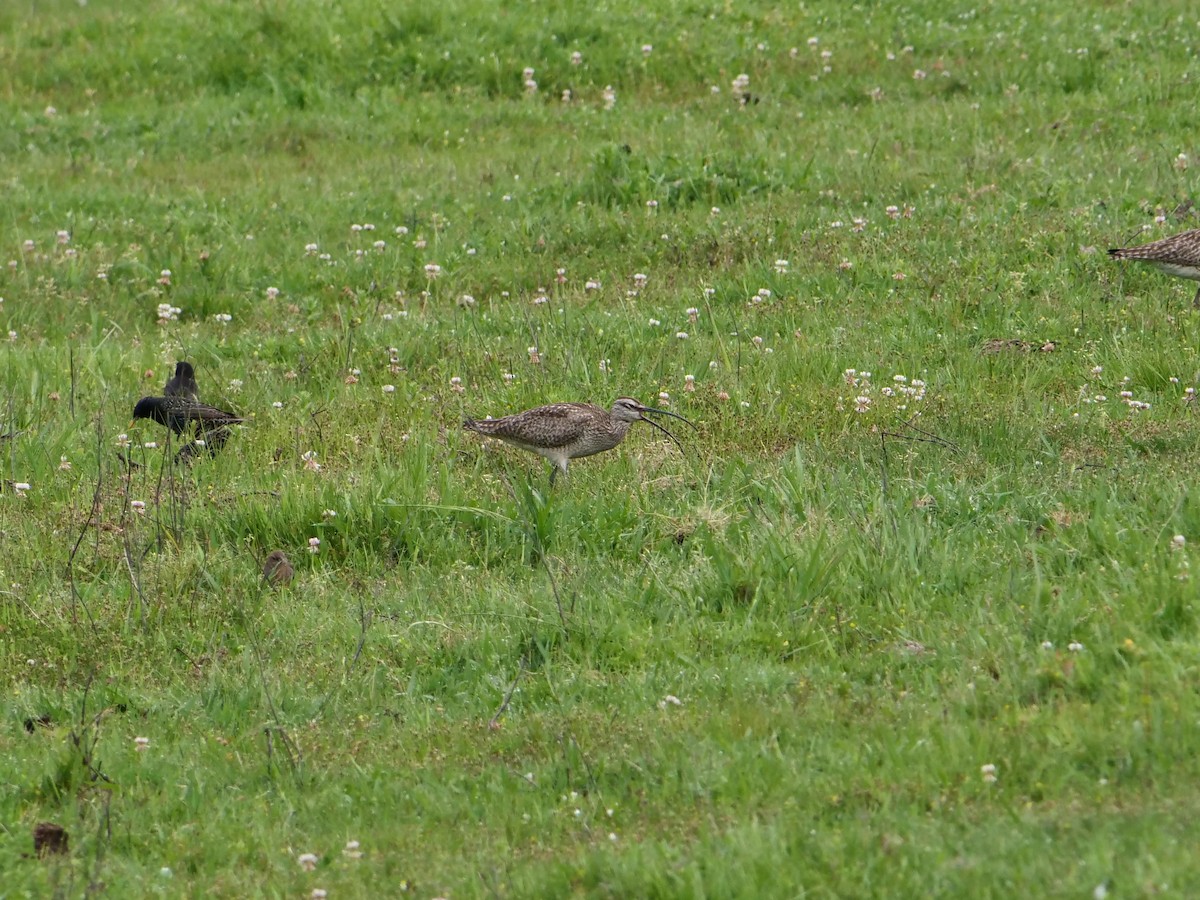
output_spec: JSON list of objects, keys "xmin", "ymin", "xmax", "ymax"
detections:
[
  {"xmin": 638, "ymin": 405, "xmax": 697, "ymax": 430},
  {"xmin": 635, "ymin": 405, "xmax": 696, "ymax": 456}
]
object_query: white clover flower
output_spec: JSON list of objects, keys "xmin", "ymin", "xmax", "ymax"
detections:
[
  {"xmin": 980, "ymin": 763, "xmax": 997, "ymax": 783},
  {"xmin": 298, "ymin": 852, "xmax": 318, "ymax": 870},
  {"xmin": 676, "ymin": 331, "xmax": 689, "ymax": 340},
  {"xmin": 307, "ymin": 538, "xmax": 321, "ymax": 555},
  {"xmin": 1068, "ymin": 641, "xmax": 1084, "ymax": 652},
  {"xmin": 135, "ymin": 736, "xmax": 150, "ymax": 751},
  {"xmin": 1172, "ymin": 535, "xmax": 1186, "ymax": 550},
  {"xmin": 1041, "ymin": 640, "xmax": 1053, "ymax": 650},
  {"xmin": 424, "ymin": 263, "xmax": 442, "ymax": 278},
  {"xmin": 382, "ymin": 384, "xmax": 396, "ymax": 394}
]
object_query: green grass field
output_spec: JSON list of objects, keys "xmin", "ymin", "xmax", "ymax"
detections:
[{"xmin": 3, "ymin": 0, "xmax": 1200, "ymax": 896}]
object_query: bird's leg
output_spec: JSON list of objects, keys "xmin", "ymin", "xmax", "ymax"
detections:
[
  {"xmin": 1193, "ymin": 285, "xmax": 1200, "ymax": 308},
  {"xmin": 549, "ymin": 465, "xmax": 558, "ymax": 486}
]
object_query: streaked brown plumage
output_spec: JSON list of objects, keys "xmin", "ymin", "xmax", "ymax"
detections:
[
  {"xmin": 1109, "ymin": 228, "xmax": 1200, "ymax": 306},
  {"xmin": 163, "ymin": 361, "xmax": 199, "ymax": 401},
  {"xmin": 262, "ymin": 550, "xmax": 294, "ymax": 587},
  {"xmin": 463, "ymin": 397, "xmax": 695, "ymax": 483}
]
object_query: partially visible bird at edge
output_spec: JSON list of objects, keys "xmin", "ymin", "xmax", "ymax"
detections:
[
  {"xmin": 163, "ymin": 360, "xmax": 199, "ymax": 401},
  {"xmin": 463, "ymin": 397, "xmax": 696, "ymax": 484},
  {"xmin": 1109, "ymin": 228, "xmax": 1200, "ymax": 307}
]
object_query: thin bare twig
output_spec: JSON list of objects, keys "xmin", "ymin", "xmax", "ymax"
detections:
[
  {"xmin": 500, "ymin": 474, "xmax": 570, "ymax": 634},
  {"xmin": 66, "ymin": 415, "xmax": 103, "ymax": 635},
  {"xmin": 489, "ymin": 658, "xmax": 526, "ymax": 730}
]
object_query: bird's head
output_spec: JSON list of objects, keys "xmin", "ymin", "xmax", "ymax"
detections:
[
  {"xmin": 611, "ymin": 397, "xmax": 697, "ymax": 451},
  {"xmin": 132, "ymin": 396, "xmax": 169, "ymax": 426}
]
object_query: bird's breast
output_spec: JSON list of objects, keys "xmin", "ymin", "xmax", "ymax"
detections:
[{"xmin": 1151, "ymin": 262, "xmax": 1200, "ymax": 282}]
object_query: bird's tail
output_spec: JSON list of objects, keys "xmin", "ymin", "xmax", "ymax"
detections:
[{"xmin": 463, "ymin": 417, "xmax": 502, "ymax": 435}]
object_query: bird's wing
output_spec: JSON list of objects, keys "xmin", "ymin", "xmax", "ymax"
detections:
[
  {"xmin": 189, "ymin": 402, "xmax": 243, "ymax": 425},
  {"xmin": 1111, "ymin": 230, "xmax": 1200, "ymax": 262},
  {"xmin": 479, "ymin": 404, "xmax": 594, "ymax": 448}
]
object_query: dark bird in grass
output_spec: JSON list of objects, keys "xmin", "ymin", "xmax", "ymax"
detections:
[
  {"xmin": 1109, "ymin": 228, "xmax": 1200, "ymax": 307},
  {"xmin": 163, "ymin": 361, "xmax": 199, "ymax": 401},
  {"xmin": 33, "ymin": 822, "xmax": 68, "ymax": 858},
  {"xmin": 262, "ymin": 550, "xmax": 294, "ymax": 588},
  {"xmin": 463, "ymin": 397, "xmax": 696, "ymax": 484},
  {"xmin": 132, "ymin": 396, "xmax": 243, "ymax": 462}
]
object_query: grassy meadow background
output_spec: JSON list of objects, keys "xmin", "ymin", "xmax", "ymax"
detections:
[{"xmin": 2, "ymin": 0, "xmax": 1200, "ymax": 895}]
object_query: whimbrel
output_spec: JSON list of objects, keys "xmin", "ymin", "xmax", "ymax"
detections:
[
  {"xmin": 132, "ymin": 396, "xmax": 244, "ymax": 461},
  {"xmin": 1109, "ymin": 228, "xmax": 1200, "ymax": 306},
  {"xmin": 463, "ymin": 397, "xmax": 695, "ymax": 483},
  {"xmin": 163, "ymin": 361, "xmax": 199, "ymax": 401}
]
